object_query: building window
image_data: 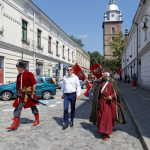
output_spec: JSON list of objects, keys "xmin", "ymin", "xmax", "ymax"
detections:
[
  {"xmin": 37, "ymin": 30, "xmax": 41, "ymax": 47},
  {"xmin": 134, "ymin": 42, "xmax": 135, "ymax": 54},
  {"xmin": 68, "ymin": 49, "xmax": 70, "ymax": 60},
  {"xmin": 72, "ymin": 52, "xmax": 74, "ymax": 62},
  {"xmin": 112, "ymin": 27, "xmax": 115, "ymax": 34},
  {"xmin": 22, "ymin": 20, "xmax": 27, "ymax": 41},
  {"xmin": 48, "ymin": 37, "xmax": 51, "ymax": 53},
  {"xmin": 112, "ymin": 37, "xmax": 114, "ymax": 41},
  {"xmin": 139, "ymin": 30, "xmax": 141, "ymax": 46},
  {"xmin": 56, "ymin": 41, "xmax": 59, "ymax": 56},
  {"xmin": 62, "ymin": 45, "xmax": 65, "ymax": 58}
]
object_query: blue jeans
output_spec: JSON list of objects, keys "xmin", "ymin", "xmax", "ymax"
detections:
[
  {"xmin": 63, "ymin": 93, "xmax": 76, "ymax": 125},
  {"xmin": 88, "ymin": 88, "xmax": 92, "ymax": 98}
]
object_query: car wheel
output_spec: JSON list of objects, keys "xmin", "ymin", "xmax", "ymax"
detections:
[
  {"xmin": 1, "ymin": 91, "xmax": 12, "ymax": 101},
  {"xmin": 82, "ymin": 84, "xmax": 87, "ymax": 89},
  {"xmin": 42, "ymin": 91, "xmax": 51, "ymax": 100}
]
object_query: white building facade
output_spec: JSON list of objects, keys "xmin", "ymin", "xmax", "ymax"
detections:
[
  {"xmin": 76, "ymin": 45, "xmax": 90, "ymax": 77},
  {"xmin": 0, "ymin": 0, "xmax": 76, "ymax": 84},
  {"xmin": 121, "ymin": 0, "xmax": 150, "ymax": 90}
]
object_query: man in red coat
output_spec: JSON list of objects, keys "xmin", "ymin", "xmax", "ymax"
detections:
[
  {"xmin": 97, "ymin": 67, "xmax": 116, "ymax": 141},
  {"xmin": 7, "ymin": 61, "xmax": 39, "ymax": 130}
]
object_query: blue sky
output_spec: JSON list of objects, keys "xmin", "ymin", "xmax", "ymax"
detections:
[{"xmin": 32, "ymin": 0, "xmax": 140, "ymax": 56}]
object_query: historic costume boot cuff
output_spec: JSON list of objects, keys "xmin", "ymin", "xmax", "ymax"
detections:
[
  {"xmin": 33, "ymin": 113, "xmax": 39, "ymax": 126},
  {"xmin": 6, "ymin": 117, "xmax": 19, "ymax": 130}
]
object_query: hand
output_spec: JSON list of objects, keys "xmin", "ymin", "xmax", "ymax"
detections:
[
  {"xmin": 108, "ymin": 96, "xmax": 112, "ymax": 101},
  {"xmin": 76, "ymin": 96, "xmax": 80, "ymax": 100},
  {"xmin": 61, "ymin": 96, "xmax": 64, "ymax": 99}
]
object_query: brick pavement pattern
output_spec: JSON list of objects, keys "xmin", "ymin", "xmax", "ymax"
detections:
[{"xmin": 0, "ymin": 90, "xmax": 143, "ymax": 150}]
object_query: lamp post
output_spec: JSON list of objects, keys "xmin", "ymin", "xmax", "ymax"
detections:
[{"xmin": 141, "ymin": 15, "xmax": 150, "ymax": 31}]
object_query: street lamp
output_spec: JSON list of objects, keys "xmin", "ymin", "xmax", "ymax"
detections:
[{"xmin": 142, "ymin": 15, "xmax": 150, "ymax": 31}]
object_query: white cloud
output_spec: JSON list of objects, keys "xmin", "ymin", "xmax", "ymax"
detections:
[{"xmin": 77, "ymin": 34, "xmax": 88, "ymax": 38}]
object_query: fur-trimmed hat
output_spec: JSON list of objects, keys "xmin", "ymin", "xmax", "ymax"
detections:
[
  {"xmin": 102, "ymin": 66, "xmax": 111, "ymax": 73},
  {"xmin": 16, "ymin": 61, "xmax": 27, "ymax": 69}
]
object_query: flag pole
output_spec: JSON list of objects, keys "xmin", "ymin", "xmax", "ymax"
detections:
[
  {"xmin": 94, "ymin": 57, "xmax": 98, "ymax": 64},
  {"xmin": 94, "ymin": 57, "xmax": 101, "ymax": 68}
]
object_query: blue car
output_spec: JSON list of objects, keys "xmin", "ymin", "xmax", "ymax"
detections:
[{"xmin": 0, "ymin": 76, "xmax": 56, "ymax": 101}]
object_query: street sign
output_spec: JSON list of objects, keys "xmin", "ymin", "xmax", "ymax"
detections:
[
  {"xmin": 63, "ymin": 65, "xmax": 67, "ymax": 69},
  {"xmin": 55, "ymin": 64, "xmax": 59, "ymax": 67}
]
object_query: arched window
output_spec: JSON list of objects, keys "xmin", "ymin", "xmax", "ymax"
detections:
[
  {"xmin": 112, "ymin": 37, "xmax": 114, "ymax": 41},
  {"xmin": 112, "ymin": 27, "xmax": 115, "ymax": 34}
]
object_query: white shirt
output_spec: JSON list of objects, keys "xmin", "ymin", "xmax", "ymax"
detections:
[{"xmin": 61, "ymin": 74, "xmax": 81, "ymax": 96}]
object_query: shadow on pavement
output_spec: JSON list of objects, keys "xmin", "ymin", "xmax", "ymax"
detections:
[{"xmin": 53, "ymin": 117, "xmax": 63, "ymax": 126}]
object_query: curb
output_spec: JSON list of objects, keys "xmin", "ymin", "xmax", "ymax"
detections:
[{"xmin": 121, "ymin": 92, "xmax": 150, "ymax": 150}]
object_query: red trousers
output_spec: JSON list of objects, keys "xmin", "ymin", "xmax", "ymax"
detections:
[
  {"xmin": 98, "ymin": 99, "xmax": 116, "ymax": 135},
  {"xmin": 133, "ymin": 81, "xmax": 136, "ymax": 87}
]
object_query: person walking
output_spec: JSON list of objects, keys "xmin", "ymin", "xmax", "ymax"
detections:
[
  {"xmin": 133, "ymin": 74, "xmax": 137, "ymax": 90},
  {"xmin": 89, "ymin": 66, "xmax": 126, "ymax": 141},
  {"xmin": 127, "ymin": 75, "xmax": 130, "ymax": 85},
  {"xmin": 7, "ymin": 61, "xmax": 39, "ymax": 130},
  {"xmin": 84, "ymin": 74, "xmax": 94, "ymax": 102},
  {"xmin": 61, "ymin": 66, "xmax": 81, "ymax": 130}
]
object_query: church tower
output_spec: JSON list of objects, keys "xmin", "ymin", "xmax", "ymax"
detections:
[{"xmin": 102, "ymin": 0, "xmax": 123, "ymax": 59}]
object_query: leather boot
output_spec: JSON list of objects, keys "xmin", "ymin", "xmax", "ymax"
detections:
[
  {"xmin": 7, "ymin": 117, "xmax": 19, "ymax": 130},
  {"xmin": 33, "ymin": 113, "xmax": 39, "ymax": 126}
]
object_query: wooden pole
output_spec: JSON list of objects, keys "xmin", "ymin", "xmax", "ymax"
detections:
[{"xmin": 94, "ymin": 57, "xmax": 98, "ymax": 64}]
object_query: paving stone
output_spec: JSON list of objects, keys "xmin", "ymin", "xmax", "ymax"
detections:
[{"xmin": 0, "ymin": 89, "xmax": 144, "ymax": 150}]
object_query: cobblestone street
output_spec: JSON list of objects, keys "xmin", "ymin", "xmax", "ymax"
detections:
[{"xmin": 0, "ymin": 89, "xmax": 144, "ymax": 150}]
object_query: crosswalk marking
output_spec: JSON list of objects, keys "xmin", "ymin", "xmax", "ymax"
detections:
[{"xmin": 49, "ymin": 105, "xmax": 56, "ymax": 107}]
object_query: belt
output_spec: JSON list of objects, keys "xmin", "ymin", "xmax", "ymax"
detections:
[{"xmin": 64, "ymin": 92, "xmax": 76, "ymax": 95}]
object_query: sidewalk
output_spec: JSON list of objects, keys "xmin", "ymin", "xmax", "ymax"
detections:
[{"xmin": 118, "ymin": 81, "xmax": 150, "ymax": 150}]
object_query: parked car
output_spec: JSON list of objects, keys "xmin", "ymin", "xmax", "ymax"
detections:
[
  {"xmin": 56, "ymin": 79, "xmax": 87, "ymax": 89},
  {"xmin": 0, "ymin": 76, "xmax": 56, "ymax": 101}
]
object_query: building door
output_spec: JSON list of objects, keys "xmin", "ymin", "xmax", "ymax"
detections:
[{"xmin": 0, "ymin": 57, "xmax": 4, "ymax": 85}]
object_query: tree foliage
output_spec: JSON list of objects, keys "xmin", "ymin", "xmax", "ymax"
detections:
[
  {"xmin": 69, "ymin": 35, "xmax": 85, "ymax": 47},
  {"xmin": 104, "ymin": 31, "xmax": 126, "ymax": 73},
  {"xmin": 88, "ymin": 51, "xmax": 103, "ymax": 67}
]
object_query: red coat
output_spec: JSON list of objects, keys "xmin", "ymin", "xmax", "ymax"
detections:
[
  {"xmin": 13, "ymin": 70, "xmax": 39, "ymax": 109},
  {"xmin": 84, "ymin": 79, "xmax": 93, "ymax": 97},
  {"xmin": 98, "ymin": 82, "xmax": 116, "ymax": 135}
]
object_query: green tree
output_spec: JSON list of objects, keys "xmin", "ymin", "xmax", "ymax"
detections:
[
  {"xmin": 88, "ymin": 51, "xmax": 103, "ymax": 66},
  {"xmin": 69, "ymin": 35, "xmax": 85, "ymax": 47},
  {"xmin": 104, "ymin": 31, "xmax": 126, "ymax": 72}
]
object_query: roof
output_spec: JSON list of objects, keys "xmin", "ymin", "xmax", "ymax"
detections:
[{"xmin": 105, "ymin": 4, "xmax": 119, "ymax": 13}]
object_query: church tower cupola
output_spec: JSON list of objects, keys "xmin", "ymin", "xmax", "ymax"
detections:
[{"xmin": 102, "ymin": 0, "xmax": 123, "ymax": 59}]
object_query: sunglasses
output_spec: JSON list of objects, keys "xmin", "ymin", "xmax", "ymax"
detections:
[{"xmin": 67, "ymin": 69, "xmax": 72, "ymax": 71}]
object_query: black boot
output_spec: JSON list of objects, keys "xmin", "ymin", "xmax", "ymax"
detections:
[
  {"xmin": 70, "ymin": 122, "xmax": 73, "ymax": 127},
  {"xmin": 62, "ymin": 124, "xmax": 68, "ymax": 130}
]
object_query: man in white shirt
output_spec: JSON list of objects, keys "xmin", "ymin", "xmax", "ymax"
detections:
[{"xmin": 61, "ymin": 66, "xmax": 81, "ymax": 130}]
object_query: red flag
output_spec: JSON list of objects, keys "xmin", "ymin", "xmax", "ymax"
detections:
[
  {"xmin": 117, "ymin": 66, "xmax": 121, "ymax": 75},
  {"xmin": 73, "ymin": 63, "xmax": 86, "ymax": 81},
  {"xmin": 90, "ymin": 63, "xmax": 102, "ymax": 79}
]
